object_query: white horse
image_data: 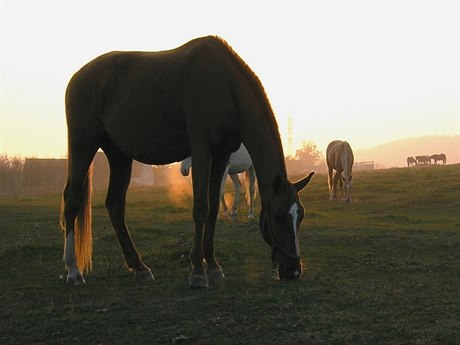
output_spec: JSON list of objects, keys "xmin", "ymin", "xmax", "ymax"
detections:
[
  {"xmin": 181, "ymin": 144, "xmax": 256, "ymax": 218},
  {"xmin": 326, "ymin": 140, "xmax": 354, "ymax": 203}
]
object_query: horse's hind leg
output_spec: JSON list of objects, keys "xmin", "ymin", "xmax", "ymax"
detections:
[
  {"xmin": 62, "ymin": 145, "xmax": 98, "ymax": 285},
  {"xmin": 103, "ymin": 147, "xmax": 154, "ymax": 282},
  {"xmin": 229, "ymin": 173, "xmax": 241, "ymax": 218}
]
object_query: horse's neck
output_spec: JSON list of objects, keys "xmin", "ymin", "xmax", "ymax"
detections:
[
  {"xmin": 341, "ymin": 147, "xmax": 352, "ymax": 178},
  {"xmin": 231, "ymin": 67, "xmax": 287, "ymax": 202},
  {"xmin": 242, "ymin": 127, "xmax": 286, "ymax": 201}
]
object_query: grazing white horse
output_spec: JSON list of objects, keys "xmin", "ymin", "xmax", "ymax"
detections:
[
  {"xmin": 181, "ymin": 144, "xmax": 256, "ymax": 218},
  {"xmin": 326, "ymin": 140, "xmax": 354, "ymax": 203}
]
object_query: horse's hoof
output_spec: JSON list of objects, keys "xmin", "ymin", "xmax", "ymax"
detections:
[
  {"xmin": 207, "ymin": 268, "xmax": 225, "ymax": 283},
  {"xmin": 135, "ymin": 269, "xmax": 155, "ymax": 282},
  {"xmin": 188, "ymin": 273, "xmax": 209, "ymax": 288},
  {"xmin": 67, "ymin": 272, "xmax": 85, "ymax": 285}
]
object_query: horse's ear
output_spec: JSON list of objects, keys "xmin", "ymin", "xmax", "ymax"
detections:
[
  {"xmin": 293, "ymin": 172, "xmax": 314, "ymax": 192},
  {"xmin": 272, "ymin": 175, "xmax": 286, "ymax": 193}
]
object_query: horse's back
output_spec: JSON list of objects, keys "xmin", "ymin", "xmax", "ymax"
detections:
[
  {"xmin": 326, "ymin": 140, "xmax": 354, "ymax": 170},
  {"xmin": 65, "ymin": 36, "xmax": 243, "ymax": 164}
]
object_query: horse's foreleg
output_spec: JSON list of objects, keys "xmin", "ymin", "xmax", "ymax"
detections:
[
  {"xmin": 229, "ymin": 174, "xmax": 241, "ymax": 218},
  {"xmin": 339, "ymin": 174, "xmax": 344, "ymax": 200},
  {"xmin": 104, "ymin": 148, "xmax": 153, "ymax": 282},
  {"xmin": 188, "ymin": 153, "xmax": 213, "ymax": 288},
  {"xmin": 332, "ymin": 170, "xmax": 342, "ymax": 200},
  {"xmin": 203, "ymin": 154, "xmax": 230, "ymax": 284}
]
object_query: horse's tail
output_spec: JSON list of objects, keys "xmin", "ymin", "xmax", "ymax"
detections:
[{"xmin": 60, "ymin": 163, "xmax": 93, "ymax": 273}]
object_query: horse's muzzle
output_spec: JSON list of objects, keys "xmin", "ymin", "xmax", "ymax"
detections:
[
  {"xmin": 279, "ymin": 268, "xmax": 302, "ymax": 281},
  {"xmin": 277, "ymin": 256, "xmax": 302, "ymax": 281}
]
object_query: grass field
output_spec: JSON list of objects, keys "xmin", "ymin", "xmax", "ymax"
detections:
[{"xmin": 1, "ymin": 164, "xmax": 459, "ymax": 345}]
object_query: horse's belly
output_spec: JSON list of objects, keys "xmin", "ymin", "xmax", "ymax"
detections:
[
  {"xmin": 104, "ymin": 114, "xmax": 190, "ymax": 165},
  {"xmin": 130, "ymin": 131, "xmax": 190, "ymax": 165}
]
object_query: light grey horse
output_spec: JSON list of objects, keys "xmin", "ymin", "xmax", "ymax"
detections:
[{"xmin": 181, "ymin": 144, "xmax": 256, "ymax": 218}]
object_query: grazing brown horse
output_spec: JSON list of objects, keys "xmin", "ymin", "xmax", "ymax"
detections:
[
  {"xmin": 407, "ymin": 156, "xmax": 417, "ymax": 167},
  {"xmin": 416, "ymin": 155, "xmax": 431, "ymax": 165},
  {"xmin": 60, "ymin": 36, "xmax": 314, "ymax": 288},
  {"xmin": 326, "ymin": 140, "xmax": 354, "ymax": 203},
  {"xmin": 430, "ymin": 153, "xmax": 446, "ymax": 165}
]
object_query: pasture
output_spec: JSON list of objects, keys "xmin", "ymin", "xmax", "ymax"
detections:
[{"xmin": 1, "ymin": 164, "xmax": 459, "ymax": 345}]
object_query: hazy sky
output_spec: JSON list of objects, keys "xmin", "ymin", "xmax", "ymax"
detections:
[{"xmin": 1, "ymin": 0, "xmax": 459, "ymax": 158}]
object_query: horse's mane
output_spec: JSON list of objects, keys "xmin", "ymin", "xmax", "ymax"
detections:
[{"xmin": 208, "ymin": 36, "xmax": 280, "ymax": 134}]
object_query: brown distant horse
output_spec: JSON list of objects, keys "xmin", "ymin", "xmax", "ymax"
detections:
[
  {"xmin": 326, "ymin": 140, "xmax": 354, "ymax": 203},
  {"xmin": 416, "ymin": 155, "xmax": 431, "ymax": 165},
  {"xmin": 60, "ymin": 36, "xmax": 314, "ymax": 288},
  {"xmin": 407, "ymin": 156, "xmax": 417, "ymax": 167},
  {"xmin": 430, "ymin": 153, "xmax": 446, "ymax": 165}
]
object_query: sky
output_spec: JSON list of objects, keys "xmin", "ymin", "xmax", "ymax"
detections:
[{"xmin": 1, "ymin": 0, "xmax": 459, "ymax": 158}]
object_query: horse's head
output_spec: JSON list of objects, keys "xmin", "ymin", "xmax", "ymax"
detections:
[
  {"xmin": 180, "ymin": 157, "xmax": 192, "ymax": 176},
  {"xmin": 343, "ymin": 174, "xmax": 352, "ymax": 203},
  {"xmin": 260, "ymin": 172, "xmax": 314, "ymax": 281}
]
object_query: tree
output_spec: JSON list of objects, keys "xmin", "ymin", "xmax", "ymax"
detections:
[
  {"xmin": 285, "ymin": 140, "xmax": 324, "ymax": 176},
  {"xmin": 294, "ymin": 140, "xmax": 323, "ymax": 166}
]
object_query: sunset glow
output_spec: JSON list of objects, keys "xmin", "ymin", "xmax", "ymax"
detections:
[{"xmin": 1, "ymin": 1, "xmax": 459, "ymax": 161}]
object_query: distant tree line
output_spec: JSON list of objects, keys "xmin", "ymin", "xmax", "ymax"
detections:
[
  {"xmin": 0, "ymin": 153, "xmax": 156, "ymax": 196},
  {"xmin": 0, "ymin": 155, "xmax": 67, "ymax": 196},
  {"xmin": 1, "ymin": 142, "xmax": 326, "ymax": 196},
  {"xmin": 0, "ymin": 155, "xmax": 24, "ymax": 196}
]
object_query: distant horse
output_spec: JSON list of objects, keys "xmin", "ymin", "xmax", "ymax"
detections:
[
  {"xmin": 407, "ymin": 156, "xmax": 417, "ymax": 167},
  {"xmin": 430, "ymin": 153, "xmax": 446, "ymax": 165},
  {"xmin": 326, "ymin": 140, "xmax": 354, "ymax": 203},
  {"xmin": 60, "ymin": 36, "xmax": 314, "ymax": 288},
  {"xmin": 181, "ymin": 144, "xmax": 256, "ymax": 218},
  {"xmin": 416, "ymin": 155, "xmax": 431, "ymax": 165}
]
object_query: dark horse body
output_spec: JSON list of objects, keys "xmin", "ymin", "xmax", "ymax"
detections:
[
  {"xmin": 416, "ymin": 155, "xmax": 431, "ymax": 165},
  {"xmin": 61, "ymin": 36, "xmax": 314, "ymax": 287},
  {"xmin": 326, "ymin": 140, "xmax": 354, "ymax": 203},
  {"xmin": 430, "ymin": 154, "xmax": 446, "ymax": 165},
  {"xmin": 407, "ymin": 156, "xmax": 417, "ymax": 167}
]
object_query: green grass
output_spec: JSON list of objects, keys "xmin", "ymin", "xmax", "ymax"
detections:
[{"xmin": 0, "ymin": 164, "xmax": 459, "ymax": 344}]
